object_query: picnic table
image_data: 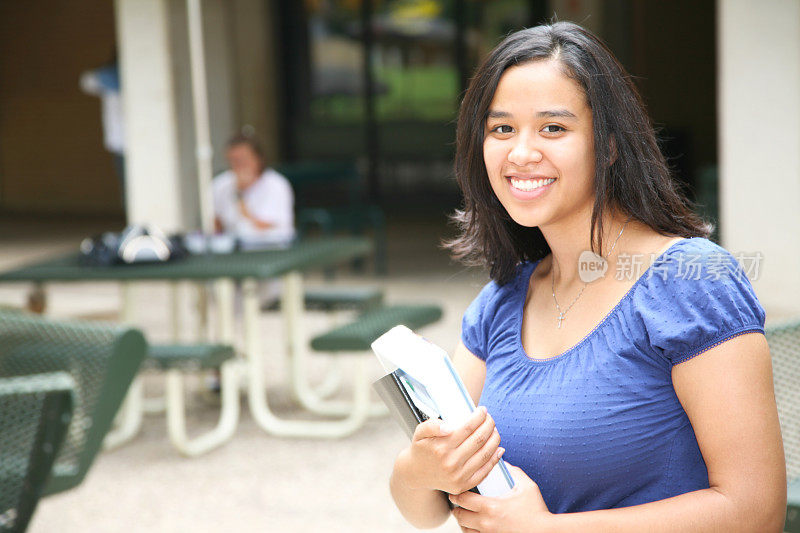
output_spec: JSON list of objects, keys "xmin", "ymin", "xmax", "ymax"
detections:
[{"xmin": 0, "ymin": 237, "xmax": 374, "ymax": 447}]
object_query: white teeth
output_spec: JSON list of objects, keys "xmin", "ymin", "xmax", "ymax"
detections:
[{"xmin": 509, "ymin": 177, "xmax": 555, "ymax": 191}]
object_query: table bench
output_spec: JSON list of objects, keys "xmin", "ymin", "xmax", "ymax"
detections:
[
  {"xmin": 287, "ymin": 304, "xmax": 443, "ymax": 436},
  {"xmin": 0, "ymin": 237, "xmax": 375, "ymax": 444}
]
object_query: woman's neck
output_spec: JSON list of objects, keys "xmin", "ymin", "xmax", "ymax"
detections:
[{"xmin": 540, "ymin": 208, "xmax": 632, "ymax": 287}]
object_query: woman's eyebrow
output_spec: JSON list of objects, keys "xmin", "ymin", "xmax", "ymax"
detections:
[
  {"xmin": 486, "ymin": 110, "xmax": 511, "ymax": 119},
  {"xmin": 486, "ymin": 109, "xmax": 577, "ymax": 119},
  {"xmin": 536, "ymin": 109, "xmax": 577, "ymax": 118}
]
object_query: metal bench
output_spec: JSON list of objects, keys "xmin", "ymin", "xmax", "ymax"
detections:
[
  {"xmin": 142, "ymin": 343, "xmax": 238, "ymax": 457},
  {"xmin": 0, "ymin": 310, "xmax": 146, "ymax": 495},
  {"xmin": 146, "ymin": 343, "xmax": 235, "ymax": 370},
  {"xmin": 0, "ymin": 372, "xmax": 74, "ymax": 533},
  {"xmin": 262, "ymin": 286, "xmax": 386, "ymax": 402},
  {"xmin": 262, "ymin": 286, "xmax": 384, "ymax": 313},
  {"xmin": 290, "ymin": 304, "xmax": 443, "ymax": 436},
  {"xmin": 303, "ymin": 286, "xmax": 384, "ymax": 312},
  {"xmin": 311, "ymin": 304, "xmax": 443, "ymax": 352}
]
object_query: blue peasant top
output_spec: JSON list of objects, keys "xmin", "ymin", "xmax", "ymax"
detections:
[{"xmin": 461, "ymin": 237, "xmax": 766, "ymax": 513}]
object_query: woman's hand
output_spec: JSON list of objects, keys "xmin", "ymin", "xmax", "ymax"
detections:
[
  {"xmin": 450, "ymin": 464, "xmax": 553, "ymax": 533},
  {"xmin": 397, "ymin": 406, "xmax": 504, "ymax": 495}
]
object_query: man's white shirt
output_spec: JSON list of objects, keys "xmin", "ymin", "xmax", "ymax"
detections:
[{"xmin": 212, "ymin": 168, "xmax": 295, "ymax": 248}]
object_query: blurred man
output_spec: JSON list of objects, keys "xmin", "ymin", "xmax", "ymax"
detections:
[{"xmin": 212, "ymin": 134, "xmax": 295, "ymax": 249}]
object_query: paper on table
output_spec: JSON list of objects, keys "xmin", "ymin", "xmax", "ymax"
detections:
[{"xmin": 371, "ymin": 325, "xmax": 514, "ymax": 497}]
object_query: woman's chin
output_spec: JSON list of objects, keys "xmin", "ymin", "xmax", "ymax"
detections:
[{"xmin": 507, "ymin": 214, "xmax": 544, "ymax": 228}]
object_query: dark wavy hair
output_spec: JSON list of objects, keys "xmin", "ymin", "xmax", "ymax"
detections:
[{"xmin": 446, "ymin": 22, "xmax": 712, "ymax": 284}]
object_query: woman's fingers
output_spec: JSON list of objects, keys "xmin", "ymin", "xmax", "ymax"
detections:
[
  {"xmin": 448, "ymin": 406, "xmax": 489, "ymax": 447},
  {"xmin": 452, "ymin": 506, "xmax": 480, "ymax": 531},
  {"xmin": 412, "ymin": 418, "xmax": 452, "ymax": 441},
  {"xmin": 460, "ymin": 426, "xmax": 502, "ymax": 477},
  {"xmin": 464, "ymin": 446, "xmax": 505, "ymax": 489},
  {"xmin": 456, "ymin": 411, "xmax": 497, "ymax": 463},
  {"xmin": 408, "ymin": 407, "xmax": 502, "ymax": 494},
  {"xmin": 414, "ymin": 407, "xmax": 488, "ymax": 444}
]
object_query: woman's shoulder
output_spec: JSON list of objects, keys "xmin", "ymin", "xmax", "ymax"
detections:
[
  {"xmin": 474, "ymin": 260, "xmax": 538, "ymax": 305},
  {"xmin": 464, "ymin": 261, "xmax": 537, "ymax": 325},
  {"xmin": 631, "ymin": 237, "xmax": 766, "ymax": 366},
  {"xmin": 663, "ymin": 235, "xmax": 730, "ymax": 256},
  {"xmin": 462, "ymin": 261, "xmax": 537, "ymax": 361},
  {"xmin": 648, "ymin": 236, "xmax": 746, "ymax": 285}
]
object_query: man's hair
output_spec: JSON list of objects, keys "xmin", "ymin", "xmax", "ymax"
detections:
[{"xmin": 445, "ymin": 22, "xmax": 712, "ymax": 284}]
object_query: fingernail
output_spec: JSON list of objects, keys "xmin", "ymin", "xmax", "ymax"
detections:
[
  {"xmin": 477, "ymin": 406, "xmax": 487, "ymax": 414},
  {"xmin": 440, "ymin": 423, "xmax": 453, "ymax": 434},
  {"xmin": 498, "ymin": 447, "xmax": 505, "ymax": 458}
]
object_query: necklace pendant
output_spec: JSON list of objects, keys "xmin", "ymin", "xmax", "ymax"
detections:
[{"xmin": 557, "ymin": 313, "xmax": 565, "ymax": 329}]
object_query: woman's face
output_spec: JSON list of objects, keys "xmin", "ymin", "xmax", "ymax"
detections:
[{"xmin": 483, "ymin": 59, "xmax": 595, "ymax": 229}]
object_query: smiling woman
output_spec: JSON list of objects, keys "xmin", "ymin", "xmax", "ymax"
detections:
[
  {"xmin": 482, "ymin": 60, "xmax": 595, "ymax": 229},
  {"xmin": 448, "ymin": 23, "xmax": 712, "ymax": 285},
  {"xmin": 388, "ymin": 22, "xmax": 786, "ymax": 533}
]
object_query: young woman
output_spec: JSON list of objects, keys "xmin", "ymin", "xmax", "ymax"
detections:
[{"xmin": 389, "ymin": 22, "xmax": 786, "ymax": 532}]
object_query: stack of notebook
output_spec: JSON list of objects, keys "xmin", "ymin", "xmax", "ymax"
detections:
[{"xmin": 371, "ymin": 325, "xmax": 514, "ymax": 497}]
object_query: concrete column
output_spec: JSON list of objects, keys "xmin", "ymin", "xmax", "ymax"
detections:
[
  {"xmin": 116, "ymin": 0, "xmax": 237, "ymax": 231},
  {"xmin": 718, "ymin": 0, "xmax": 800, "ymax": 318},
  {"xmin": 115, "ymin": 0, "xmax": 185, "ymax": 232},
  {"xmin": 166, "ymin": 0, "xmax": 236, "ymax": 231}
]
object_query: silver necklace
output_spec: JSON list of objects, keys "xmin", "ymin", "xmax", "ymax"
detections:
[{"xmin": 551, "ymin": 217, "xmax": 632, "ymax": 329}]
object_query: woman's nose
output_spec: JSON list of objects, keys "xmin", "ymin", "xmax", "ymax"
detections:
[{"xmin": 507, "ymin": 136, "xmax": 543, "ymax": 166}]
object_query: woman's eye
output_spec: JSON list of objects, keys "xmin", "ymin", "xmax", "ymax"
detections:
[
  {"xmin": 542, "ymin": 124, "xmax": 565, "ymax": 134},
  {"xmin": 491, "ymin": 125, "xmax": 514, "ymax": 134}
]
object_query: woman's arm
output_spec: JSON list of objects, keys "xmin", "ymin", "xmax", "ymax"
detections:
[
  {"xmin": 389, "ymin": 342, "xmax": 493, "ymax": 529},
  {"xmin": 451, "ymin": 332, "xmax": 787, "ymax": 532}
]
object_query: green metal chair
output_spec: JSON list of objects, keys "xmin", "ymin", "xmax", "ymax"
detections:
[
  {"xmin": 764, "ymin": 319, "xmax": 800, "ymax": 532},
  {"xmin": 0, "ymin": 372, "xmax": 74, "ymax": 533},
  {"xmin": 0, "ymin": 310, "xmax": 146, "ymax": 495}
]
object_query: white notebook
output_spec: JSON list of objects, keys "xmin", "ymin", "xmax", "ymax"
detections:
[{"xmin": 371, "ymin": 325, "xmax": 514, "ymax": 497}]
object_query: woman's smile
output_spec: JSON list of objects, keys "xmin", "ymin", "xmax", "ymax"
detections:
[{"xmin": 507, "ymin": 176, "xmax": 556, "ymax": 199}]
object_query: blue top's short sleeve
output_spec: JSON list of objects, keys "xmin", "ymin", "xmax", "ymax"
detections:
[
  {"xmin": 634, "ymin": 244, "xmax": 767, "ymax": 366},
  {"xmin": 461, "ymin": 280, "xmax": 499, "ymax": 361}
]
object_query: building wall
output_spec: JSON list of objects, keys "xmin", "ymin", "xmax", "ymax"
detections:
[
  {"xmin": 718, "ymin": 0, "xmax": 800, "ymax": 317},
  {"xmin": 0, "ymin": 0, "xmax": 277, "ymax": 222},
  {"xmin": 227, "ymin": 0, "xmax": 281, "ymax": 165},
  {"xmin": 0, "ymin": 1, "xmax": 122, "ymax": 215}
]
